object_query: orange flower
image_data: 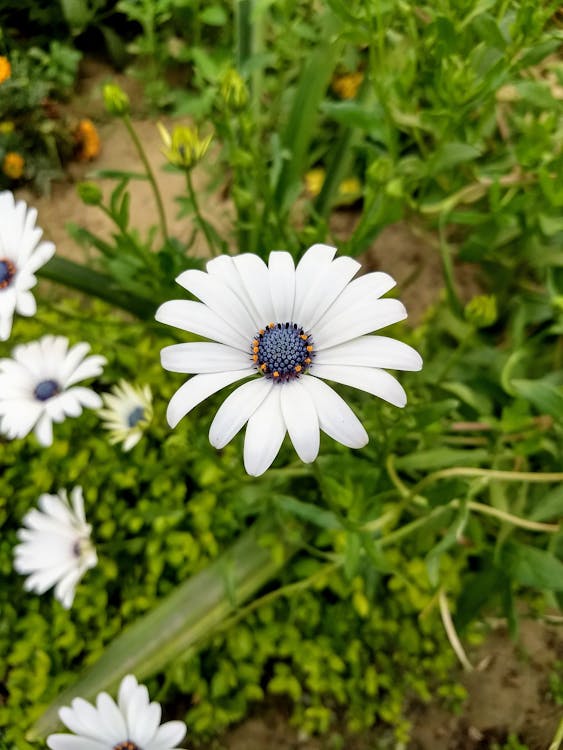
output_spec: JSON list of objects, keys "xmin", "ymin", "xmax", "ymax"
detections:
[
  {"xmin": 0, "ymin": 57, "xmax": 11, "ymax": 85},
  {"xmin": 2, "ymin": 152, "xmax": 24, "ymax": 180},
  {"xmin": 75, "ymin": 119, "xmax": 101, "ymax": 161},
  {"xmin": 331, "ymin": 71, "xmax": 364, "ymax": 100}
]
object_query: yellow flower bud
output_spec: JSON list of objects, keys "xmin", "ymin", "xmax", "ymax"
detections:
[
  {"xmin": 0, "ymin": 57, "xmax": 11, "ymax": 85},
  {"xmin": 219, "ymin": 69, "xmax": 249, "ymax": 112},
  {"xmin": 2, "ymin": 152, "xmax": 24, "ymax": 179},
  {"xmin": 464, "ymin": 295, "xmax": 498, "ymax": 328},
  {"xmin": 158, "ymin": 123, "xmax": 212, "ymax": 170}
]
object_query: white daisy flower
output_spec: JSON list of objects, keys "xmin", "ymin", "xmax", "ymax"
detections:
[
  {"xmin": 156, "ymin": 243, "xmax": 422, "ymax": 476},
  {"xmin": 47, "ymin": 673, "xmax": 187, "ymax": 750},
  {"xmin": 0, "ymin": 335, "xmax": 106, "ymax": 446},
  {"xmin": 99, "ymin": 380, "xmax": 153, "ymax": 451},
  {"xmin": 13, "ymin": 486, "xmax": 97, "ymax": 609},
  {"xmin": 0, "ymin": 190, "xmax": 56, "ymax": 341}
]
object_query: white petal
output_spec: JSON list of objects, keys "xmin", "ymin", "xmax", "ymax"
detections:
[
  {"xmin": 314, "ymin": 335, "xmax": 423, "ymax": 371},
  {"xmin": 293, "ymin": 243, "xmax": 337, "ymax": 323},
  {"xmin": 125, "ymin": 682, "xmax": 150, "ymax": 734},
  {"xmin": 34, "ymin": 412, "xmax": 53, "ymax": 446},
  {"xmin": 161, "ymin": 342, "xmax": 251, "ymax": 374},
  {"xmin": 155, "ymin": 299, "xmax": 248, "ymax": 350},
  {"xmin": 130, "ymin": 702, "xmax": 161, "ymax": 746},
  {"xmin": 314, "ymin": 298, "xmax": 407, "ymax": 350},
  {"xmin": 0, "ymin": 399, "xmax": 42, "ymax": 437},
  {"xmin": 15, "ymin": 290, "xmax": 37, "ymax": 316},
  {"xmin": 232, "ymin": 253, "xmax": 276, "ymax": 324},
  {"xmin": 67, "ymin": 698, "xmax": 113, "ymax": 742},
  {"xmin": 175, "ymin": 269, "xmax": 256, "ymax": 338},
  {"xmin": 25, "ymin": 240, "xmax": 55, "ymax": 273},
  {"xmin": 63, "ymin": 356, "xmax": 106, "ymax": 388},
  {"xmin": 47, "ymin": 736, "xmax": 106, "ymax": 750},
  {"xmin": 280, "ymin": 380, "xmax": 319, "ymax": 463},
  {"xmin": 300, "ymin": 375, "xmax": 368, "ymax": 448},
  {"xmin": 58, "ymin": 705, "xmax": 101, "ymax": 739},
  {"xmin": 268, "ymin": 251, "xmax": 295, "ymax": 322},
  {"xmin": 206, "ymin": 255, "xmax": 262, "ymax": 328},
  {"xmin": 149, "ymin": 720, "xmax": 187, "ymax": 750},
  {"xmin": 68, "ymin": 387, "xmax": 102, "ymax": 410},
  {"xmin": 96, "ymin": 692, "xmax": 127, "ymax": 742},
  {"xmin": 297, "ymin": 256, "xmax": 360, "ymax": 331},
  {"xmin": 54, "ymin": 567, "xmax": 83, "ymax": 608},
  {"xmin": 166, "ymin": 370, "xmax": 254, "ymax": 428},
  {"xmin": 243, "ymin": 388, "xmax": 286, "ymax": 476},
  {"xmin": 209, "ymin": 377, "xmax": 273, "ymax": 448},
  {"xmin": 118, "ymin": 674, "xmax": 139, "ymax": 716},
  {"xmin": 310, "ymin": 363, "xmax": 407, "ymax": 407}
]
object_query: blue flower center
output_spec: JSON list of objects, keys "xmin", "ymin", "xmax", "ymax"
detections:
[
  {"xmin": 127, "ymin": 406, "xmax": 145, "ymax": 427},
  {"xmin": 252, "ymin": 322, "xmax": 314, "ymax": 383},
  {"xmin": 34, "ymin": 379, "xmax": 60, "ymax": 401},
  {"xmin": 0, "ymin": 258, "xmax": 16, "ymax": 289}
]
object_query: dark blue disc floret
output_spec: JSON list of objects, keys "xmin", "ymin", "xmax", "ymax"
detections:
[
  {"xmin": 127, "ymin": 405, "xmax": 145, "ymax": 427},
  {"xmin": 0, "ymin": 258, "xmax": 15, "ymax": 289},
  {"xmin": 34, "ymin": 379, "xmax": 60, "ymax": 401},
  {"xmin": 251, "ymin": 322, "xmax": 314, "ymax": 383}
]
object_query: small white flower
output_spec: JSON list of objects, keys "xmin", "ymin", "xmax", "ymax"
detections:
[
  {"xmin": 47, "ymin": 673, "xmax": 187, "ymax": 750},
  {"xmin": 13, "ymin": 487, "xmax": 97, "ymax": 609},
  {"xmin": 0, "ymin": 191, "xmax": 56, "ymax": 341},
  {"xmin": 156, "ymin": 243, "xmax": 422, "ymax": 476},
  {"xmin": 99, "ymin": 380, "xmax": 153, "ymax": 451},
  {"xmin": 0, "ymin": 335, "xmax": 106, "ymax": 446}
]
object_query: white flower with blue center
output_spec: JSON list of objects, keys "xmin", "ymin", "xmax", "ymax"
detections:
[
  {"xmin": 0, "ymin": 335, "xmax": 106, "ymax": 446},
  {"xmin": 13, "ymin": 487, "xmax": 97, "ymax": 609},
  {"xmin": 156, "ymin": 244, "xmax": 422, "ymax": 476},
  {"xmin": 47, "ymin": 674, "xmax": 187, "ymax": 750},
  {"xmin": 0, "ymin": 190, "xmax": 56, "ymax": 341},
  {"xmin": 99, "ymin": 380, "xmax": 153, "ymax": 451}
]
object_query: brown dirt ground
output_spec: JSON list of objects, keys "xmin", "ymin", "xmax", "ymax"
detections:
[{"xmin": 15, "ymin": 61, "xmax": 563, "ymax": 750}]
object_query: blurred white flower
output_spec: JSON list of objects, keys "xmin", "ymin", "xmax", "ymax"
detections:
[
  {"xmin": 47, "ymin": 673, "xmax": 187, "ymax": 750},
  {"xmin": 0, "ymin": 335, "xmax": 106, "ymax": 446},
  {"xmin": 156, "ymin": 243, "xmax": 422, "ymax": 476},
  {"xmin": 13, "ymin": 487, "xmax": 97, "ymax": 609},
  {"xmin": 0, "ymin": 191, "xmax": 55, "ymax": 341},
  {"xmin": 99, "ymin": 380, "xmax": 153, "ymax": 451}
]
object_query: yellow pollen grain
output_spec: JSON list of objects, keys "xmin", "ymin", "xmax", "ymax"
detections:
[
  {"xmin": 260, "ymin": 363, "xmax": 267, "ymax": 371},
  {"xmin": 306, "ymin": 345, "xmax": 313, "ymax": 352},
  {"xmin": 300, "ymin": 334, "xmax": 308, "ymax": 340},
  {"xmin": 295, "ymin": 365, "xmax": 302, "ymax": 372},
  {"xmin": 252, "ymin": 354, "xmax": 258, "ymax": 362},
  {"xmin": 305, "ymin": 357, "xmax": 311, "ymax": 364},
  {"xmin": 273, "ymin": 371, "xmax": 279, "ymax": 378}
]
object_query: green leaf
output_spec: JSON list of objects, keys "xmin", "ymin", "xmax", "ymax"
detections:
[
  {"xmin": 395, "ymin": 448, "xmax": 489, "ymax": 472},
  {"xmin": 199, "ymin": 5, "xmax": 228, "ymax": 25},
  {"xmin": 530, "ymin": 485, "xmax": 563, "ymax": 522},
  {"xmin": 29, "ymin": 520, "xmax": 299, "ymax": 738},
  {"xmin": 274, "ymin": 495, "xmax": 342, "ymax": 530},
  {"xmin": 59, "ymin": 0, "xmax": 92, "ymax": 30},
  {"xmin": 426, "ymin": 142, "xmax": 481, "ymax": 176},
  {"xmin": 504, "ymin": 543, "xmax": 563, "ymax": 592},
  {"xmin": 454, "ymin": 565, "xmax": 506, "ymax": 631},
  {"xmin": 512, "ymin": 379, "xmax": 563, "ymax": 423}
]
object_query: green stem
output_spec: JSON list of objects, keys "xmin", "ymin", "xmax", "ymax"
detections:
[
  {"xmin": 412, "ymin": 466, "xmax": 563, "ymax": 496},
  {"xmin": 123, "ymin": 114, "xmax": 169, "ymax": 243},
  {"xmin": 438, "ymin": 214, "xmax": 462, "ymax": 316},
  {"xmin": 186, "ymin": 170, "xmax": 219, "ymax": 257}
]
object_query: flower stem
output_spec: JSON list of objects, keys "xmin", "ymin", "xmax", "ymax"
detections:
[
  {"xmin": 122, "ymin": 114, "xmax": 169, "ymax": 243},
  {"xmin": 463, "ymin": 499, "xmax": 559, "ymax": 533},
  {"xmin": 186, "ymin": 170, "xmax": 219, "ymax": 257},
  {"xmin": 412, "ymin": 466, "xmax": 563, "ymax": 496},
  {"xmin": 438, "ymin": 588, "xmax": 474, "ymax": 671}
]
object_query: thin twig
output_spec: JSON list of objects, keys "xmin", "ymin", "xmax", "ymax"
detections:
[{"xmin": 438, "ymin": 589, "xmax": 474, "ymax": 672}]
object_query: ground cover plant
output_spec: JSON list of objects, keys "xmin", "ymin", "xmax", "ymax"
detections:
[{"xmin": 0, "ymin": 1, "xmax": 562, "ymax": 749}]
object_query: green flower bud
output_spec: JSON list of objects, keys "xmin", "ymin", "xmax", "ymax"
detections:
[
  {"xmin": 464, "ymin": 294, "xmax": 498, "ymax": 328},
  {"xmin": 77, "ymin": 181, "xmax": 102, "ymax": 206},
  {"xmin": 158, "ymin": 122, "xmax": 212, "ymax": 170},
  {"xmin": 102, "ymin": 83, "xmax": 130, "ymax": 116},
  {"xmin": 219, "ymin": 69, "xmax": 249, "ymax": 112}
]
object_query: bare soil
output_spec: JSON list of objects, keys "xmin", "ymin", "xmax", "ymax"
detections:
[{"xmin": 15, "ymin": 61, "xmax": 563, "ymax": 750}]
